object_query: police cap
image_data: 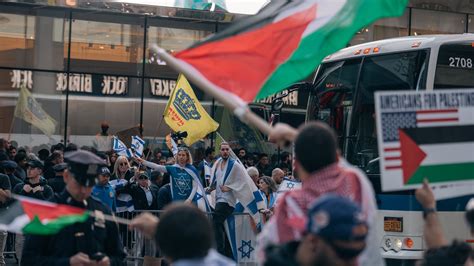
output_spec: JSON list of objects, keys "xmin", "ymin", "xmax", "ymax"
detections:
[
  {"xmin": 52, "ymin": 163, "xmax": 68, "ymax": 172},
  {"xmin": 64, "ymin": 150, "xmax": 106, "ymax": 187}
]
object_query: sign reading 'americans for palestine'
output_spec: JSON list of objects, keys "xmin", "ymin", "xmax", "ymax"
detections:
[{"xmin": 375, "ymin": 89, "xmax": 474, "ymax": 192}]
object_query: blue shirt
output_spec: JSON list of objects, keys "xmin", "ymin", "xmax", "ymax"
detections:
[{"xmin": 92, "ymin": 183, "xmax": 116, "ymax": 212}]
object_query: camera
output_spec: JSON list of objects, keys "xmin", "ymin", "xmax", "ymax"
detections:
[{"xmin": 171, "ymin": 131, "xmax": 188, "ymax": 143}]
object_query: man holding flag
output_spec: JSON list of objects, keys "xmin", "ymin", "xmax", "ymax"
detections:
[
  {"xmin": 207, "ymin": 142, "xmax": 265, "ymax": 257},
  {"xmin": 21, "ymin": 150, "xmax": 126, "ymax": 265}
]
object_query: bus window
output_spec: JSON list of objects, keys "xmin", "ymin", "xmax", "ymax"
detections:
[
  {"xmin": 435, "ymin": 43, "xmax": 474, "ymax": 89},
  {"xmin": 347, "ymin": 50, "xmax": 428, "ymax": 170}
]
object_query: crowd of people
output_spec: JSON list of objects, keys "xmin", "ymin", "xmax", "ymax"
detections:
[
  {"xmin": 1, "ymin": 120, "xmax": 473, "ymax": 266},
  {"xmin": 0, "ymin": 134, "xmax": 298, "ymax": 264}
]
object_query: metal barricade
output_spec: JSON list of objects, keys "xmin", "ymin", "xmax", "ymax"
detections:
[
  {"xmin": 3, "ymin": 232, "xmax": 18, "ymax": 264},
  {"xmin": 119, "ymin": 210, "xmax": 261, "ymax": 266},
  {"xmin": 117, "ymin": 210, "xmax": 162, "ymax": 266}
]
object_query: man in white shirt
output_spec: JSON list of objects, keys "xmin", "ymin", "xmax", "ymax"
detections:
[{"xmin": 207, "ymin": 142, "xmax": 238, "ymax": 256}]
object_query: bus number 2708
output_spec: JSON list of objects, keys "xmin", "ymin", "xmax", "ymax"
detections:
[{"xmin": 448, "ymin": 57, "xmax": 473, "ymax": 68}]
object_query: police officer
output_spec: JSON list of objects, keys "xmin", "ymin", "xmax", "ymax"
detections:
[{"xmin": 22, "ymin": 150, "xmax": 126, "ymax": 265}]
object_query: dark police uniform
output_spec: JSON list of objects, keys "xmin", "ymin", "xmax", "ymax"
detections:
[{"xmin": 21, "ymin": 150, "xmax": 126, "ymax": 266}]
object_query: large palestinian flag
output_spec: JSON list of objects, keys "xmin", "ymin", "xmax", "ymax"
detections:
[
  {"xmin": 0, "ymin": 196, "xmax": 89, "ymax": 235},
  {"xmin": 172, "ymin": 0, "xmax": 408, "ymax": 103}
]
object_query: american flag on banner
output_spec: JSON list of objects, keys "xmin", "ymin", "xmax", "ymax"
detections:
[{"xmin": 381, "ymin": 109, "xmax": 459, "ymax": 171}]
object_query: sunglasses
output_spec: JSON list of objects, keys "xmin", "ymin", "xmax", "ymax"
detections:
[
  {"xmin": 119, "ymin": 162, "xmax": 128, "ymax": 166},
  {"xmin": 138, "ymin": 176, "xmax": 148, "ymax": 180}
]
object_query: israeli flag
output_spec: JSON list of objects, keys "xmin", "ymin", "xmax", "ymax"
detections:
[
  {"xmin": 109, "ymin": 179, "xmax": 135, "ymax": 212},
  {"xmin": 210, "ymin": 158, "xmax": 265, "ymax": 226},
  {"xmin": 167, "ymin": 164, "xmax": 211, "ymax": 212},
  {"xmin": 225, "ymin": 214, "xmax": 258, "ymax": 264},
  {"xmin": 131, "ymin": 135, "xmax": 145, "ymax": 157},
  {"xmin": 113, "ymin": 137, "xmax": 128, "ymax": 157},
  {"xmin": 277, "ymin": 178, "xmax": 302, "ymax": 195}
]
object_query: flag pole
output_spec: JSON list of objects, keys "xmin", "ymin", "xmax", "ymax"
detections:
[
  {"xmin": 7, "ymin": 117, "xmax": 15, "ymax": 141},
  {"xmin": 151, "ymin": 45, "xmax": 273, "ymax": 136},
  {"xmin": 89, "ymin": 211, "xmax": 131, "ymax": 226}
]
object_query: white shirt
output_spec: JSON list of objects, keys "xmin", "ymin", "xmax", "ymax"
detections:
[{"xmin": 215, "ymin": 161, "xmax": 236, "ymax": 207}]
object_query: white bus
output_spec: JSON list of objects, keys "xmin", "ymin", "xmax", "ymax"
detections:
[{"xmin": 303, "ymin": 34, "xmax": 474, "ymax": 263}]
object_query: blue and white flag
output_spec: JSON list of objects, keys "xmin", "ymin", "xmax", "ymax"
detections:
[
  {"xmin": 131, "ymin": 135, "xmax": 145, "ymax": 157},
  {"xmin": 166, "ymin": 164, "xmax": 211, "ymax": 212},
  {"xmin": 225, "ymin": 214, "xmax": 258, "ymax": 264},
  {"xmin": 109, "ymin": 179, "xmax": 135, "ymax": 212},
  {"xmin": 113, "ymin": 137, "xmax": 129, "ymax": 157},
  {"xmin": 210, "ymin": 158, "xmax": 265, "ymax": 225},
  {"xmin": 277, "ymin": 178, "xmax": 302, "ymax": 196}
]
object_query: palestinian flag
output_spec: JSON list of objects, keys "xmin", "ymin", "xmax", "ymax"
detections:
[
  {"xmin": 400, "ymin": 125, "xmax": 474, "ymax": 185},
  {"xmin": 173, "ymin": 0, "xmax": 408, "ymax": 103},
  {"xmin": 0, "ymin": 196, "xmax": 89, "ymax": 235}
]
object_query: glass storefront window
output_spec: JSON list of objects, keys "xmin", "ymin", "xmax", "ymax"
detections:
[
  {"xmin": 145, "ymin": 18, "xmax": 214, "ymax": 78},
  {"xmin": 69, "ymin": 12, "xmax": 145, "ymax": 76},
  {"xmin": 67, "ymin": 75, "xmax": 142, "ymax": 150},
  {"xmin": 411, "ymin": 9, "xmax": 466, "ymax": 35},
  {"xmin": 0, "ymin": 69, "xmax": 66, "ymax": 150},
  {"xmin": 0, "ymin": 8, "xmax": 68, "ymax": 71}
]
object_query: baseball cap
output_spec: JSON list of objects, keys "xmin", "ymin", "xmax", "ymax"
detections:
[
  {"xmin": 98, "ymin": 166, "xmax": 111, "ymax": 176},
  {"xmin": 27, "ymin": 160, "xmax": 44, "ymax": 170},
  {"xmin": 307, "ymin": 194, "xmax": 368, "ymax": 241},
  {"xmin": 64, "ymin": 150, "xmax": 106, "ymax": 187},
  {"xmin": 138, "ymin": 172, "xmax": 149, "ymax": 180}
]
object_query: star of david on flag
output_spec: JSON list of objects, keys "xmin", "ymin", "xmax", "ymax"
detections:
[
  {"xmin": 175, "ymin": 175, "xmax": 192, "ymax": 195},
  {"xmin": 131, "ymin": 135, "xmax": 145, "ymax": 157},
  {"xmin": 238, "ymin": 240, "xmax": 254, "ymax": 259}
]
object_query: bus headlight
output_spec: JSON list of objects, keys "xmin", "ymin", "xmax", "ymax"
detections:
[
  {"xmin": 382, "ymin": 237, "xmax": 404, "ymax": 252},
  {"xmin": 394, "ymin": 238, "xmax": 403, "ymax": 251}
]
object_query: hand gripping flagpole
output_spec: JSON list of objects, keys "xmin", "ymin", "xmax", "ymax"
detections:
[{"xmin": 151, "ymin": 45, "xmax": 273, "ymax": 136}]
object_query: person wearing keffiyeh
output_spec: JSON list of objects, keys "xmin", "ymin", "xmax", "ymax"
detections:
[{"xmin": 258, "ymin": 122, "xmax": 382, "ymax": 266}]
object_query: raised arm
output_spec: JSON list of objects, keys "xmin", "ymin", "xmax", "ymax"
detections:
[
  {"xmin": 134, "ymin": 157, "xmax": 168, "ymax": 173},
  {"xmin": 415, "ymin": 179, "xmax": 447, "ymax": 248}
]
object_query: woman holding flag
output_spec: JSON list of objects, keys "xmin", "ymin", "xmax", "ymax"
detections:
[{"xmin": 134, "ymin": 147, "xmax": 211, "ymax": 212}]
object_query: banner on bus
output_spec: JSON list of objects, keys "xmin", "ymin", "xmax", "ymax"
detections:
[{"xmin": 375, "ymin": 89, "xmax": 474, "ymax": 192}]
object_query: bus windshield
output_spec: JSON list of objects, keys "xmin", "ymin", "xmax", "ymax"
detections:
[{"xmin": 309, "ymin": 50, "xmax": 429, "ymax": 188}]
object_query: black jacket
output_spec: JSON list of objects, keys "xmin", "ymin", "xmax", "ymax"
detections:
[
  {"xmin": 119, "ymin": 181, "xmax": 159, "ymax": 211},
  {"xmin": 13, "ymin": 178, "xmax": 54, "ymax": 201},
  {"xmin": 156, "ymin": 183, "xmax": 172, "ymax": 211},
  {"xmin": 21, "ymin": 190, "xmax": 126, "ymax": 266},
  {"xmin": 48, "ymin": 176, "xmax": 66, "ymax": 194}
]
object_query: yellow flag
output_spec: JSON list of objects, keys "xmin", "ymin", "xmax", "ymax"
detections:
[
  {"xmin": 14, "ymin": 86, "xmax": 57, "ymax": 137},
  {"xmin": 164, "ymin": 74, "xmax": 219, "ymax": 146}
]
